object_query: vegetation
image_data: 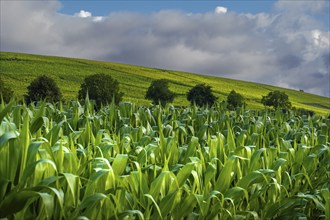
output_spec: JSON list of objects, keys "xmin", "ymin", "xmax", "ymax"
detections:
[
  {"xmin": 25, "ymin": 75, "xmax": 62, "ymax": 103},
  {"xmin": 0, "ymin": 52, "xmax": 329, "ymax": 114},
  {"xmin": 261, "ymin": 90, "xmax": 292, "ymax": 110},
  {"xmin": 0, "ymin": 100, "xmax": 329, "ymax": 219},
  {"xmin": 227, "ymin": 90, "xmax": 245, "ymax": 110},
  {"xmin": 0, "ymin": 77, "xmax": 13, "ymax": 103},
  {"xmin": 78, "ymin": 73, "xmax": 123, "ymax": 107},
  {"xmin": 293, "ymin": 107, "xmax": 315, "ymax": 116},
  {"xmin": 187, "ymin": 84, "xmax": 217, "ymax": 107},
  {"xmin": 145, "ymin": 79, "xmax": 175, "ymax": 105}
]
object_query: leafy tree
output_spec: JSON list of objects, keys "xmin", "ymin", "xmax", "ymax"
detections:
[
  {"xmin": 227, "ymin": 90, "xmax": 245, "ymax": 110},
  {"xmin": 261, "ymin": 90, "xmax": 291, "ymax": 110},
  {"xmin": 292, "ymin": 107, "xmax": 314, "ymax": 116},
  {"xmin": 187, "ymin": 84, "xmax": 217, "ymax": 107},
  {"xmin": 25, "ymin": 75, "xmax": 62, "ymax": 103},
  {"xmin": 78, "ymin": 73, "xmax": 123, "ymax": 107},
  {"xmin": 145, "ymin": 79, "xmax": 175, "ymax": 105},
  {"xmin": 0, "ymin": 77, "xmax": 14, "ymax": 103}
]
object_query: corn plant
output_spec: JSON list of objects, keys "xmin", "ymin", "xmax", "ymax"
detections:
[{"xmin": 0, "ymin": 99, "xmax": 329, "ymax": 219}]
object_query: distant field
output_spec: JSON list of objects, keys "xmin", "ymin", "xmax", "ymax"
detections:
[{"xmin": 0, "ymin": 52, "xmax": 329, "ymax": 114}]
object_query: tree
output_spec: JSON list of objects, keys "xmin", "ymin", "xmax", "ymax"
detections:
[
  {"xmin": 78, "ymin": 73, "xmax": 123, "ymax": 107},
  {"xmin": 145, "ymin": 79, "xmax": 175, "ymax": 106},
  {"xmin": 25, "ymin": 75, "xmax": 62, "ymax": 103},
  {"xmin": 292, "ymin": 107, "xmax": 314, "ymax": 116},
  {"xmin": 227, "ymin": 90, "xmax": 245, "ymax": 110},
  {"xmin": 187, "ymin": 84, "xmax": 217, "ymax": 107},
  {"xmin": 0, "ymin": 77, "xmax": 14, "ymax": 103},
  {"xmin": 261, "ymin": 90, "xmax": 291, "ymax": 110}
]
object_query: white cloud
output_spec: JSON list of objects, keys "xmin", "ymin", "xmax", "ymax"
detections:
[
  {"xmin": 1, "ymin": 1, "xmax": 329, "ymax": 97},
  {"xmin": 93, "ymin": 16, "xmax": 103, "ymax": 22},
  {"xmin": 74, "ymin": 10, "xmax": 103, "ymax": 22},
  {"xmin": 75, "ymin": 10, "xmax": 92, "ymax": 18},
  {"xmin": 215, "ymin": 6, "xmax": 227, "ymax": 14}
]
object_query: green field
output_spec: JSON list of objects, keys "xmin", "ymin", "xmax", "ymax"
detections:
[
  {"xmin": 0, "ymin": 51, "xmax": 329, "ymax": 115},
  {"xmin": 0, "ymin": 100, "xmax": 329, "ymax": 219}
]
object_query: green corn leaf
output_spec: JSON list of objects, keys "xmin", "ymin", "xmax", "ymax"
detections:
[
  {"xmin": 112, "ymin": 154, "xmax": 128, "ymax": 176},
  {"xmin": 79, "ymin": 193, "xmax": 108, "ymax": 210},
  {"xmin": 265, "ymin": 197, "xmax": 301, "ymax": 218},
  {"xmin": 271, "ymin": 158, "xmax": 287, "ymax": 171},
  {"xmin": 215, "ymin": 156, "xmax": 236, "ymax": 193},
  {"xmin": 0, "ymin": 101, "xmax": 15, "ymax": 123},
  {"xmin": 237, "ymin": 171, "xmax": 264, "ymax": 189},
  {"xmin": 176, "ymin": 162, "xmax": 195, "ymax": 187},
  {"xmin": 61, "ymin": 173, "xmax": 78, "ymax": 200},
  {"xmin": 173, "ymin": 194, "xmax": 197, "ymax": 219},
  {"xmin": 118, "ymin": 210, "xmax": 145, "ymax": 220},
  {"xmin": 0, "ymin": 191, "xmax": 37, "ymax": 217},
  {"xmin": 37, "ymin": 192, "xmax": 54, "ymax": 219},
  {"xmin": 30, "ymin": 116, "xmax": 44, "ymax": 134},
  {"xmin": 227, "ymin": 123, "xmax": 236, "ymax": 151},
  {"xmin": 148, "ymin": 171, "xmax": 168, "ymax": 199},
  {"xmin": 26, "ymin": 141, "xmax": 44, "ymax": 166},
  {"xmin": 22, "ymin": 159, "xmax": 57, "ymax": 183},
  {"xmin": 144, "ymin": 193, "xmax": 163, "ymax": 220},
  {"xmin": 224, "ymin": 187, "xmax": 248, "ymax": 204},
  {"xmin": 321, "ymin": 189, "xmax": 330, "ymax": 219},
  {"xmin": 159, "ymin": 190, "xmax": 179, "ymax": 217},
  {"xmin": 0, "ymin": 131, "xmax": 19, "ymax": 150}
]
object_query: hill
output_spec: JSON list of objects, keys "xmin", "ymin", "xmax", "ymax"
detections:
[{"xmin": 0, "ymin": 52, "xmax": 329, "ymax": 114}]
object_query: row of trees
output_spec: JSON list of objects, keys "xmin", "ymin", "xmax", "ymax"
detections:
[
  {"xmin": 1, "ymin": 74, "xmax": 292, "ymax": 110},
  {"xmin": 145, "ymin": 79, "xmax": 292, "ymax": 110},
  {"xmin": 146, "ymin": 80, "xmax": 245, "ymax": 109}
]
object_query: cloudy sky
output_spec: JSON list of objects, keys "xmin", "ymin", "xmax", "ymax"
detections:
[{"xmin": 1, "ymin": 0, "xmax": 329, "ymax": 97}]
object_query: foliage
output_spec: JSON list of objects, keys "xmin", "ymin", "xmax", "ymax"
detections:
[
  {"xmin": 0, "ymin": 77, "xmax": 13, "ymax": 103},
  {"xmin": 261, "ymin": 90, "xmax": 292, "ymax": 110},
  {"xmin": 292, "ymin": 107, "xmax": 315, "ymax": 116},
  {"xmin": 25, "ymin": 75, "xmax": 62, "ymax": 103},
  {"xmin": 227, "ymin": 90, "xmax": 245, "ymax": 110},
  {"xmin": 145, "ymin": 79, "xmax": 175, "ymax": 105},
  {"xmin": 1, "ymin": 52, "xmax": 329, "ymax": 114},
  {"xmin": 187, "ymin": 84, "xmax": 217, "ymax": 107},
  {"xmin": 78, "ymin": 73, "xmax": 123, "ymax": 107},
  {"xmin": 0, "ymin": 100, "xmax": 329, "ymax": 219}
]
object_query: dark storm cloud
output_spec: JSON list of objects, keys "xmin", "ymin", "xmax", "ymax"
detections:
[{"xmin": 1, "ymin": 0, "xmax": 329, "ymax": 97}]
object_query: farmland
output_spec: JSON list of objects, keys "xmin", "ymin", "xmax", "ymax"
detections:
[
  {"xmin": 0, "ymin": 99, "xmax": 329, "ymax": 219},
  {"xmin": 1, "ymin": 52, "xmax": 329, "ymax": 115}
]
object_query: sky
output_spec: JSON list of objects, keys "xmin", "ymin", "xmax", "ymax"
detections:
[{"xmin": 1, "ymin": 0, "xmax": 329, "ymax": 97}]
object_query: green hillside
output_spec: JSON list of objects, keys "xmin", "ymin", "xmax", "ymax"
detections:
[{"xmin": 1, "ymin": 52, "xmax": 329, "ymax": 114}]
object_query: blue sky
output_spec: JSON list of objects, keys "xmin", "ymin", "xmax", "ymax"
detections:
[
  {"xmin": 58, "ymin": 0, "xmax": 329, "ymax": 28},
  {"xmin": 58, "ymin": 1, "xmax": 276, "ymax": 15},
  {"xmin": 1, "ymin": 0, "xmax": 329, "ymax": 97}
]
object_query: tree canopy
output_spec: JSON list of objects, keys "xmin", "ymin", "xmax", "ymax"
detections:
[
  {"xmin": 78, "ymin": 73, "xmax": 123, "ymax": 107},
  {"xmin": 227, "ymin": 90, "xmax": 245, "ymax": 110},
  {"xmin": 25, "ymin": 75, "xmax": 62, "ymax": 103},
  {"xmin": 261, "ymin": 90, "xmax": 291, "ymax": 110},
  {"xmin": 187, "ymin": 84, "xmax": 217, "ymax": 107},
  {"xmin": 145, "ymin": 79, "xmax": 175, "ymax": 106}
]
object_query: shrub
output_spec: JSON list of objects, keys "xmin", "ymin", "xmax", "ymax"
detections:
[
  {"xmin": 292, "ymin": 107, "xmax": 315, "ymax": 116},
  {"xmin": 0, "ymin": 77, "xmax": 14, "ymax": 103},
  {"xmin": 78, "ymin": 73, "xmax": 123, "ymax": 107},
  {"xmin": 25, "ymin": 75, "xmax": 62, "ymax": 103},
  {"xmin": 261, "ymin": 90, "xmax": 291, "ymax": 110},
  {"xmin": 145, "ymin": 79, "xmax": 175, "ymax": 105},
  {"xmin": 227, "ymin": 90, "xmax": 245, "ymax": 110},
  {"xmin": 187, "ymin": 84, "xmax": 217, "ymax": 107}
]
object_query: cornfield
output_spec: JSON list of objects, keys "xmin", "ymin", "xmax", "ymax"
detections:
[{"xmin": 0, "ymin": 99, "xmax": 329, "ymax": 219}]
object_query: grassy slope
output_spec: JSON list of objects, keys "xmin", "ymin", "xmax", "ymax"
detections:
[{"xmin": 1, "ymin": 51, "xmax": 329, "ymax": 114}]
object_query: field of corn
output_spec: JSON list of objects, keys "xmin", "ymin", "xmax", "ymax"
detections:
[{"xmin": 0, "ymin": 99, "xmax": 329, "ymax": 219}]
